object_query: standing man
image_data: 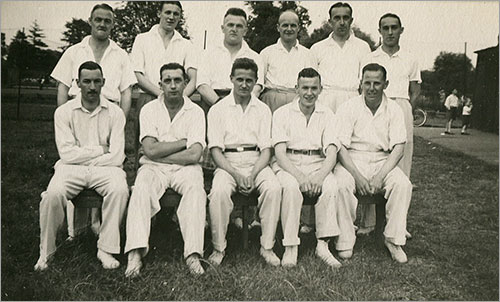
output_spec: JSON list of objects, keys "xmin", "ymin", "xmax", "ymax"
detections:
[
  {"xmin": 131, "ymin": 1, "xmax": 197, "ymax": 109},
  {"xmin": 197, "ymin": 8, "xmax": 264, "ymax": 110},
  {"xmin": 260, "ymin": 10, "xmax": 314, "ymax": 113},
  {"xmin": 51, "ymin": 3, "xmax": 136, "ymax": 117},
  {"xmin": 272, "ymin": 68, "xmax": 345, "ymax": 268},
  {"xmin": 35, "ymin": 61, "xmax": 129, "ymax": 271},
  {"xmin": 442, "ymin": 89, "xmax": 460, "ymax": 135},
  {"xmin": 311, "ymin": 2, "xmax": 371, "ymax": 113},
  {"xmin": 124, "ymin": 63, "xmax": 207, "ymax": 277},
  {"xmin": 207, "ymin": 58, "xmax": 281, "ymax": 267},
  {"xmin": 333, "ymin": 63, "xmax": 412, "ymax": 263},
  {"xmin": 359, "ymin": 13, "xmax": 421, "ymax": 235}
]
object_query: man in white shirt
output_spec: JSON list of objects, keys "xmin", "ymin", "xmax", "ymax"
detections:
[
  {"xmin": 334, "ymin": 63, "xmax": 412, "ymax": 263},
  {"xmin": 207, "ymin": 58, "xmax": 281, "ymax": 267},
  {"xmin": 311, "ymin": 2, "xmax": 371, "ymax": 113},
  {"xmin": 272, "ymin": 68, "xmax": 345, "ymax": 268},
  {"xmin": 197, "ymin": 8, "xmax": 264, "ymax": 109},
  {"xmin": 359, "ymin": 13, "xmax": 421, "ymax": 236},
  {"xmin": 124, "ymin": 63, "xmax": 207, "ymax": 277},
  {"xmin": 442, "ymin": 89, "xmax": 460, "ymax": 135},
  {"xmin": 260, "ymin": 10, "xmax": 314, "ymax": 113},
  {"xmin": 35, "ymin": 61, "xmax": 129, "ymax": 272}
]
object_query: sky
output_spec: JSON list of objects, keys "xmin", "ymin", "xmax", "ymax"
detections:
[{"xmin": 1, "ymin": 1, "xmax": 499, "ymax": 70}]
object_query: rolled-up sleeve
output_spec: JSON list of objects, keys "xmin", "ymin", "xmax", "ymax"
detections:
[
  {"xmin": 51, "ymin": 48, "xmax": 74, "ymax": 88},
  {"xmin": 187, "ymin": 107, "xmax": 206, "ymax": 149},
  {"xmin": 334, "ymin": 104, "xmax": 354, "ymax": 148},
  {"xmin": 130, "ymin": 35, "xmax": 145, "ymax": 74},
  {"xmin": 271, "ymin": 108, "xmax": 289, "ymax": 147},
  {"xmin": 409, "ymin": 57, "xmax": 422, "ymax": 83},
  {"xmin": 388, "ymin": 105, "xmax": 407, "ymax": 150},
  {"xmin": 207, "ymin": 106, "xmax": 224, "ymax": 149},
  {"xmin": 257, "ymin": 106, "xmax": 272, "ymax": 150},
  {"xmin": 119, "ymin": 53, "xmax": 138, "ymax": 91},
  {"xmin": 184, "ymin": 40, "xmax": 198, "ymax": 72},
  {"xmin": 139, "ymin": 105, "xmax": 158, "ymax": 143},
  {"xmin": 196, "ymin": 50, "xmax": 211, "ymax": 88},
  {"xmin": 322, "ymin": 111, "xmax": 341, "ymax": 154}
]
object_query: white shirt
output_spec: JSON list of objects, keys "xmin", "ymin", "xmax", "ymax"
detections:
[
  {"xmin": 260, "ymin": 39, "xmax": 315, "ymax": 90},
  {"xmin": 336, "ymin": 94, "xmax": 406, "ymax": 153},
  {"xmin": 139, "ymin": 95, "xmax": 206, "ymax": 166},
  {"xmin": 207, "ymin": 93, "xmax": 271, "ymax": 150},
  {"xmin": 51, "ymin": 36, "xmax": 137, "ymax": 103},
  {"xmin": 444, "ymin": 94, "xmax": 460, "ymax": 109},
  {"xmin": 131, "ymin": 25, "xmax": 197, "ymax": 91},
  {"xmin": 272, "ymin": 97, "xmax": 340, "ymax": 154},
  {"xmin": 197, "ymin": 40, "xmax": 264, "ymax": 90},
  {"xmin": 311, "ymin": 32, "xmax": 371, "ymax": 91},
  {"xmin": 54, "ymin": 95, "xmax": 126, "ymax": 168},
  {"xmin": 362, "ymin": 47, "xmax": 421, "ymax": 100}
]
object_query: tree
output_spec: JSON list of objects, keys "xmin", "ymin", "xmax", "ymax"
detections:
[
  {"xmin": 113, "ymin": 1, "xmax": 189, "ymax": 52},
  {"xmin": 61, "ymin": 18, "xmax": 91, "ymax": 50},
  {"xmin": 7, "ymin": 30, "xmax": 35, "ymax": 72},
  {"xmin": 28, "ymin": 20, "xmax": 48, "ymax": 48},
  {"xmin": 432, "ymin": 51, "xmax": 474, "ymax": 95},
  {"xmin": 245, "ymin": 1, "xmax": 311, "ymax": 53},
  {"xmin": 1, "ymin": 32, "xmax": 7, "ymax": 61},
  {"xmin": 302, "ymin": 20, "xmax": 377, "ymax": 50}
]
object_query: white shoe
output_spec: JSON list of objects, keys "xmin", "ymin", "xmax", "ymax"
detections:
[
  {"xmin": 186, "ymin": 254, "xmax": 204, "ymax": 275},
  {"xmin": 384, "ymin": 240, "xmax": 408, "ymax": 263},
  {"xmin": 125, "ymin": 250, "xmax": 142, "ymax": 278},
  {"xmin": 299, "ymin": 224, "xmax": 313, "ymax": 234},
  {"xmin": 97, "ymin": 249, "xmax": 120, "ymax": 270},
  {"xmin": 338, "ymin": 249, "xmax": 353, "ymax": 260},
  {"xmin": 315, "ymin": 240, "xmax": 341, "ymax": 268},
  {"xmin": 281, "ymin": 245, "xmax": 298, "ymax": 267},
  {"xmin": 34, "ymin": 256, "xmax": 49, "ymax": 272},
  {"xmin": 208, "ymin": 250, "xmax": 225, "ymax": 266},
  {"xmin": 249, "ymin": 220, "xmax": 261, "ymax": 229},
  {"xmin": 357, "ymin": 226, "xmax": 375, "ymax": 236},
  {"xmin": 259, "ymin": 247, "xmax": 280, "ymax": 267}
]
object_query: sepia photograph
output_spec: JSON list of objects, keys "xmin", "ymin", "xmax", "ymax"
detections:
[{"xmin": 1, "ymin": 0, "xmax": 498, "ymax": 300}]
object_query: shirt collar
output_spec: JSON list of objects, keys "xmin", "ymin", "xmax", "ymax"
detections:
[
  {"xmin": 158, "ymin": 94, "xmax": 196, "ymax": 112},
  {"xmin": 71, "ymin": 94, "xmax": 109, "ymax": 111},
  {"xmin": 150, "ymin": 24, "xmax": 184, "ymax": 42},
  {"xmin": 217, "ymin": 39, "xmax": 252, "ymax": 54},
  {"xmin": 328, "ymin": 30, "xmax": 355, "ymax": 45},
  {"xmin": 374, "ymin": 46, "xmax": 405, "ymax": 58},
  {"xmin": 226, "ymin": 91, "xmax": 259, "ymax": 108},
  {"xmin": 276, "ymin": 38, "xmax": 299, "ymax": 52},
  {"xmin": 80, "ymin": 35, "xmax": 120, "ymax": 51},
  {"xmin": 291, "ymin": 96, "xmax": 326, "ymax": 114},
  {"xmin": 361, "ymin": 93, "xmax": 389, "ymax": 116}
]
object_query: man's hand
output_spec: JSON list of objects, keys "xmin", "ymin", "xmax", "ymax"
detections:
[
  {"xmin": 239, "ymin": 175, "xmax": 255, "ymax": 196},
  {"xmin": 235, "ymin": 173, "xmax": 252, "ymax": 196},
  {"xmin": 369, "ymin": 174, "xmax": 385, "ymax": 195},
  {"xmin": 354, "ymin": 174, "xmax": 372, "ymax": 196},
  {"xmin": 309, "ymin": 173, "xmax": 325, "ymax": 197}
]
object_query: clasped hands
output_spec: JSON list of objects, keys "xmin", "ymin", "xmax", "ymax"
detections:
[
  {"xmin": 355, "ymin": 173, "xmax": 384, "ymax": 196},
  {"xmin": 298, "ymin": 173, "xmax": 324, "ymax": 198},
  {"xmin": 235, "ymin": 173, "xmax": 256, "ymax": 196}
]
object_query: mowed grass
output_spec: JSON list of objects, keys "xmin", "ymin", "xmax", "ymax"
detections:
[{"xmin": 1, "ymin": 98, "xmax": 498, "ymax": 300}]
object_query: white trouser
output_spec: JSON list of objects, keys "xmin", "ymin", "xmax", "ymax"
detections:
[
  {"xmin": 318, "ymin": 88, "xmax": 359, "ymax": 113},
  {"xmin": 260, "ymin": 89, "xmax": 297, "ymax": 113},
  {"xmin": 362, "ymin": 97, "xmax": 414, "ymax": 228},
  {"xmin": 124, "ymin": 164, "xmax": 206, "ymax": 258},
  {"xmin": 333, "ymin": 151, "xmax": 412, "ymax": 249},
  {"xmin": 272, "ymin": 154, "xmax": 341, "ymax": 248},
  {"xmin": 208, "ymin": 151, "xmax": 281, "ymax": 252},
  {"xmin": 39, "ymin": 164, "xmax": 128, "ymax": 260}
]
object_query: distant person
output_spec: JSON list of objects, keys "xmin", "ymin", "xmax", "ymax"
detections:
[
  {"xmin": 35, "ymin": 61, "xmax": 128, "ymax": 271},
  {"xmin": 442, "ymin": 89, "xmax": 460, "ymax": 135},
  {"xmin": 260, "ymin": 10, "xmax": 314, "ymax": 112},
  {"xmin": 461, "ymin": 96, "xmax": 473, "ymax": 135},
  {"xmin": 438, "ymin": 89, "xmax": 446, "ymax": 112},
  {"xmin": 310, "ymin": 2, "xmax": 371, "ymax": 113}
]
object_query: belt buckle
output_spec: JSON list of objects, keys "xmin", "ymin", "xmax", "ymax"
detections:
[{"xmin": 236, "ymin": 146, "xmax": 244, "ymax": 152}]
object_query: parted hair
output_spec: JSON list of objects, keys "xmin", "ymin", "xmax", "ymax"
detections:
[
  {"xmin": 159, "ymin": 1, "xmax": 183, "ymax": 12},
  {"xmin": 224, "ymin": 7, "xmax": 247, "ymax": 20},
  {"xmin": 78, "ymin": 61, "xmax": 103, "ymax": 79},
  {"xmin": 231, "ymin": 57, "xmax": 258, "ymax": 79},
  {"xmin": 297, "ymin": 68, "xmax": 322, "ymax": 84},
  {"xmin": 160, "ymin": 63, "xmax": 187, "ymax": 80},
  {"xmin": 362, "ymin": 63, "xmax": 387, "ymax": 81},
  {"xmin": 329, "ymin": 2, "xmax": 353, "ymax": 18},
  {"xmin": 379, "ymin": 13, "xmax": 402, "ymax": 28},
  {"xmin": 90, "ymin": 3, "xmax": 113, "ymax": 16}
]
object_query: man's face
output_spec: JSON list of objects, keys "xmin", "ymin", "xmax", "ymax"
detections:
[
  {"xmin": 379, "ymin": 16, "xmax": 403, "ymax": 48},
  {"xmin": 361, "ymin": 70, "xmax": 388, "ymax": 104},
  {"xmin": 221, "ymin": 14, "xmax": 247, "ymax": 46},
  {"xmin": 452, "ymin": 89, "xmax": 458, "ymax": 95},
  {"xmin": 77, "ymin": 69, "xmax": 105, "ymax": 103},
  {"xmin": 277, "ymin": 12, "xmax": 299, "ymax": 44},
  {"xmin": 160, "ymin": 69, "xmax": 186, "ymax": 100},
  {"xmin": 329, "ymin": 7, "xmax": 352, "ymax": 37},
  {"xmin": 89, "ymin": 8, "xmax": 114, "ymax": 41},
  {"xmin": 159, "ymin": 4, "xmax": 181, "ymax": 32},
  {"xmin": 296, "ymin": 76, "xmax": 322, "ymax": 108},
  {"xmin": 230, "ymin": 69, "xmax": 256, "ymax": 99}
]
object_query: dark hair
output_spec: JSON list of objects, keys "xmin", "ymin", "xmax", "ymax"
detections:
[
  {"xmin": 297, "ymin": 68, "xmax": 322, "ymax": 85},
  {"xmin": 362, "ymin": 63, "xmax": 387, "ymax": 81},
  {"xmin": 329, "ymin": 2, "xmax": 353, "ymax": 19},
  {"xmin": 159, "ymin": 1, "xmax": 182, "ymax": 12},
  {"xmin": 78, "ymin": 61, "xmax": 103, "ymax": 79},
  {"xmin": 90, "ymin": 3, "xmax": 113, "ymax": 17},
  {"xmin": 224, "ymin": 7, "xmax": 247, "ymax": 20},
  {"xmin": 379, "ymin": 13, "xmax": 402, "ymax": 28},
  {"xmin": 160, "ymin": 63, "xmax": 187, "ymax": 80},
  {"xmin": 231, "ymin": 57, "xmax": 258, "ymax": 79}
]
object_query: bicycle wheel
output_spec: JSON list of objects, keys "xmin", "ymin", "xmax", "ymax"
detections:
[{"xmin": 413, "ymin": 108, "xmax": 427, "ymax": 127}]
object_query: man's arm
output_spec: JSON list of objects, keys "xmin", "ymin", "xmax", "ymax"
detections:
[
  {"xmin": 409, "ymin": 81, "xmax": 421, "ymax": 108},
  {"xmin": 244, "ymin": 148, "xmax": 271, "ymax": 194},
  {"xmin": 252, "ymin": 84, "xmax": 263, "ymax": 98},
  {"xmin": 56, "ymin": 82, "xmax": 70, "ymax": 107},
  {"xmin": 154, "ymin": 143, "xmax": 203, "ymax": 166},
  {"xmin": 309, "ymin": 145, "xmax": 338, "ymax": 196},
  {"xmin": 135, "ymin": 72, "xmax": 162, "ymax": 97},
  {"xmin": 369, "ymin": 143, "xmax": 405, "ymax": 194},
  {"xmin": 141, "ymin": 137, "xmax": 186, "ymax": 160},
  {"xmin": 183, "ymin": 68, "xmax": 197, "ymax": 97},
  {"xmin": 211, "ymin": 147, "xmax": 250, "ymax": 194},
  {"xmin": 119, "ymin": 87, "xmax": 133, "ymax": 118},
  {"xmin": 197, "ymin": 84, "xmax": 220, "ymax": 106},
  {"xmin": 338, "ymin": 146, "xmax": 372, "ymax": 196}
]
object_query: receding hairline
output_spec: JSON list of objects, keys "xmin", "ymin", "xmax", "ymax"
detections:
[{"xmin": 278, "ymin": 10, "xmax": 299, "ymax": 24}]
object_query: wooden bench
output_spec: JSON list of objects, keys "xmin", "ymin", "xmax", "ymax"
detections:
[{"xmin": 356, "ymin": 193, "xmax": 387, "ymax": 239}]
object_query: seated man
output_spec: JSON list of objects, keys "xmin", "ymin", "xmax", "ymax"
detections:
[
  {"xmin": 34, "ymin": 61, "xmax": 129, "ymax": 271},
  {"xmin": 207, "ymin": 58, "xmax": 281, "ymax": 267},
  {"xmin": 124, "ymin": 63, "xmax": 207, "ymax": 277},
  {"xmin": 272, "ymin": 68, "xmax": 344, "ymax": 268},
  {"xmin": 333, "ymin": 63, "xmax": 412, "ymax": 263}
]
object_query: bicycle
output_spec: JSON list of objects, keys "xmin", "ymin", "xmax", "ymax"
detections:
[{"xmin": 413, "ymin": 108, "xmax": 427, "ymax": 127}]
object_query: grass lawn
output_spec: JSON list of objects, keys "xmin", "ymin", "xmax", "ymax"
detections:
[{"xmin": 1, "ymin": 99, "xmax": 498, "ymax": 300}]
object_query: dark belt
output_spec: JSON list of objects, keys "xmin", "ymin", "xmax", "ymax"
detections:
[
  {"xmin": 225, "ymin": 146, "xmax": 259, "ymax": 153},
  {"xmin": 286, "ymin": 148, "xmax": 322, "ymax": 156}
]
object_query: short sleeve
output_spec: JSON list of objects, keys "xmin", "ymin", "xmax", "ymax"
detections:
[
  {"xmin": 257, "ymin": 105, "xmax": 272, "ymax": 150},
  {"xmin": 51, "ymin": 47, "xmax": 74, "ymax": 87},
  {"xmin": 119, "ymin": 52, "xmax": 138, "ymax": 91},
  {"xmin": 388, "ymin": 104, "xmax": 407, "ymax": 150},
  {"xmin": 207, "ymin": 105, "xmax": 224, "ymax": 149},
  {"xmin": 139, "ymin": 103, "xmax": 158, "ymax": 143},
  {"xmin": 130, "ymin": 35, "xmax": 145, "ymax": 74},
  {"xmin": 184, "ymin": 40, "xmax": 198, "ymax": 71},
  {"xmin": 196, "ymin": 50, "xmax": 211, "ymax": 88},
  {"xmin": 271, "ymin": 107, "xmax": 289, "ymax": 147},
  {"xmin": 186, "ymin": 107, "xmax": 206, "ymax": 149},
  {"xmin": 409, "ymin": 56, "xmax": 422, "ymax": 83},
  {"xmin": 322, "ymin": 110, "xmax": 341, "ymax": 154},
  {"xmin": 334, "ymin": 102, "xmax": 355, "ymax": 148}
]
